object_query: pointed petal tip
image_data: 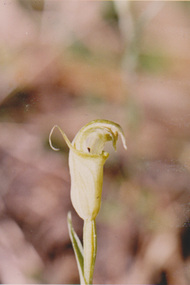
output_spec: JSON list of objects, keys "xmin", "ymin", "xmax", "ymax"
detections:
[
  {"xmin": 123, "ymin": 139, "xmax": 127, "ymax": 150},
  {"xmin": 49, "ymin": 124, "xmax": 73, "ymax": 151},
  {"xmin": 49, "ymin": 125, "xmax": 60, "ymax": 151},
  {"xmin": 118, "ymin": 130, "xmax": 127, "ymax": 151}
]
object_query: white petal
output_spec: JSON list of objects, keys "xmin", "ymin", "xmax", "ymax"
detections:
[{"xmin": 69, "ymin": 149, "xmax": 108, "ymax": 220}]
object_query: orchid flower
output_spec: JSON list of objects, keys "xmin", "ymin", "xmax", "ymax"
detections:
[{"xmin": 49, "ymin": 119, "xmax": 127, "ymax": 284}]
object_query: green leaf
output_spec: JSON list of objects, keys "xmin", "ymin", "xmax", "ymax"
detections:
[{"xmin": 67, "ymin": 212, "xmax": 86, "ymax": 285}]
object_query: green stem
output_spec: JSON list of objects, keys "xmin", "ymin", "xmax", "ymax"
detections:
[{"xmin": 83, "ymin": 219, "xmax": 97, "ymax": 284}]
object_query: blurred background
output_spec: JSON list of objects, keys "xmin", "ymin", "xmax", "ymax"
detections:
[{"xmin": 0, "ymin": 1, "xmax": 190, "ymax": 284}]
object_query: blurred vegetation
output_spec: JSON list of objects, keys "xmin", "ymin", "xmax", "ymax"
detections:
[
  {"xmin": 0, "ymin": 1, "xmax": 190, "ymax": 284},
  {"xmin": 18, "ymin": 0, "xmax": 45, "ymax": 12}
]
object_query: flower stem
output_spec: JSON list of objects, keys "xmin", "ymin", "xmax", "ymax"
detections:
[{"xmin": 83, "ymin": 219, "xmax": 97, "ymax": 284}]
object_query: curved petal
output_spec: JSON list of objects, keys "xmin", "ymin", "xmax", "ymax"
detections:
[
  {"xmin": 49, "ymin": 125, "xmax": 73, "ymax": 151},
  {"xmin": 72, "ymin": 119, "xmax": 127, "ymax": 155}
]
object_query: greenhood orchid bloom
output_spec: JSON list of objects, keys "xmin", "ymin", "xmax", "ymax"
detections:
[
  {"xmin": 49, "ymin": 120, "xmax": 127, "ymax": 220},
  {"xmin": 50, "ymin": 119, "xmax": 127, "ymax": 284}
]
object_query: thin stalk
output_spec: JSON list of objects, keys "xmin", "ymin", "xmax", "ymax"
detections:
[{"xmin": 83, "ymin": 219, "xmax": 97, "ymax": 284}]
